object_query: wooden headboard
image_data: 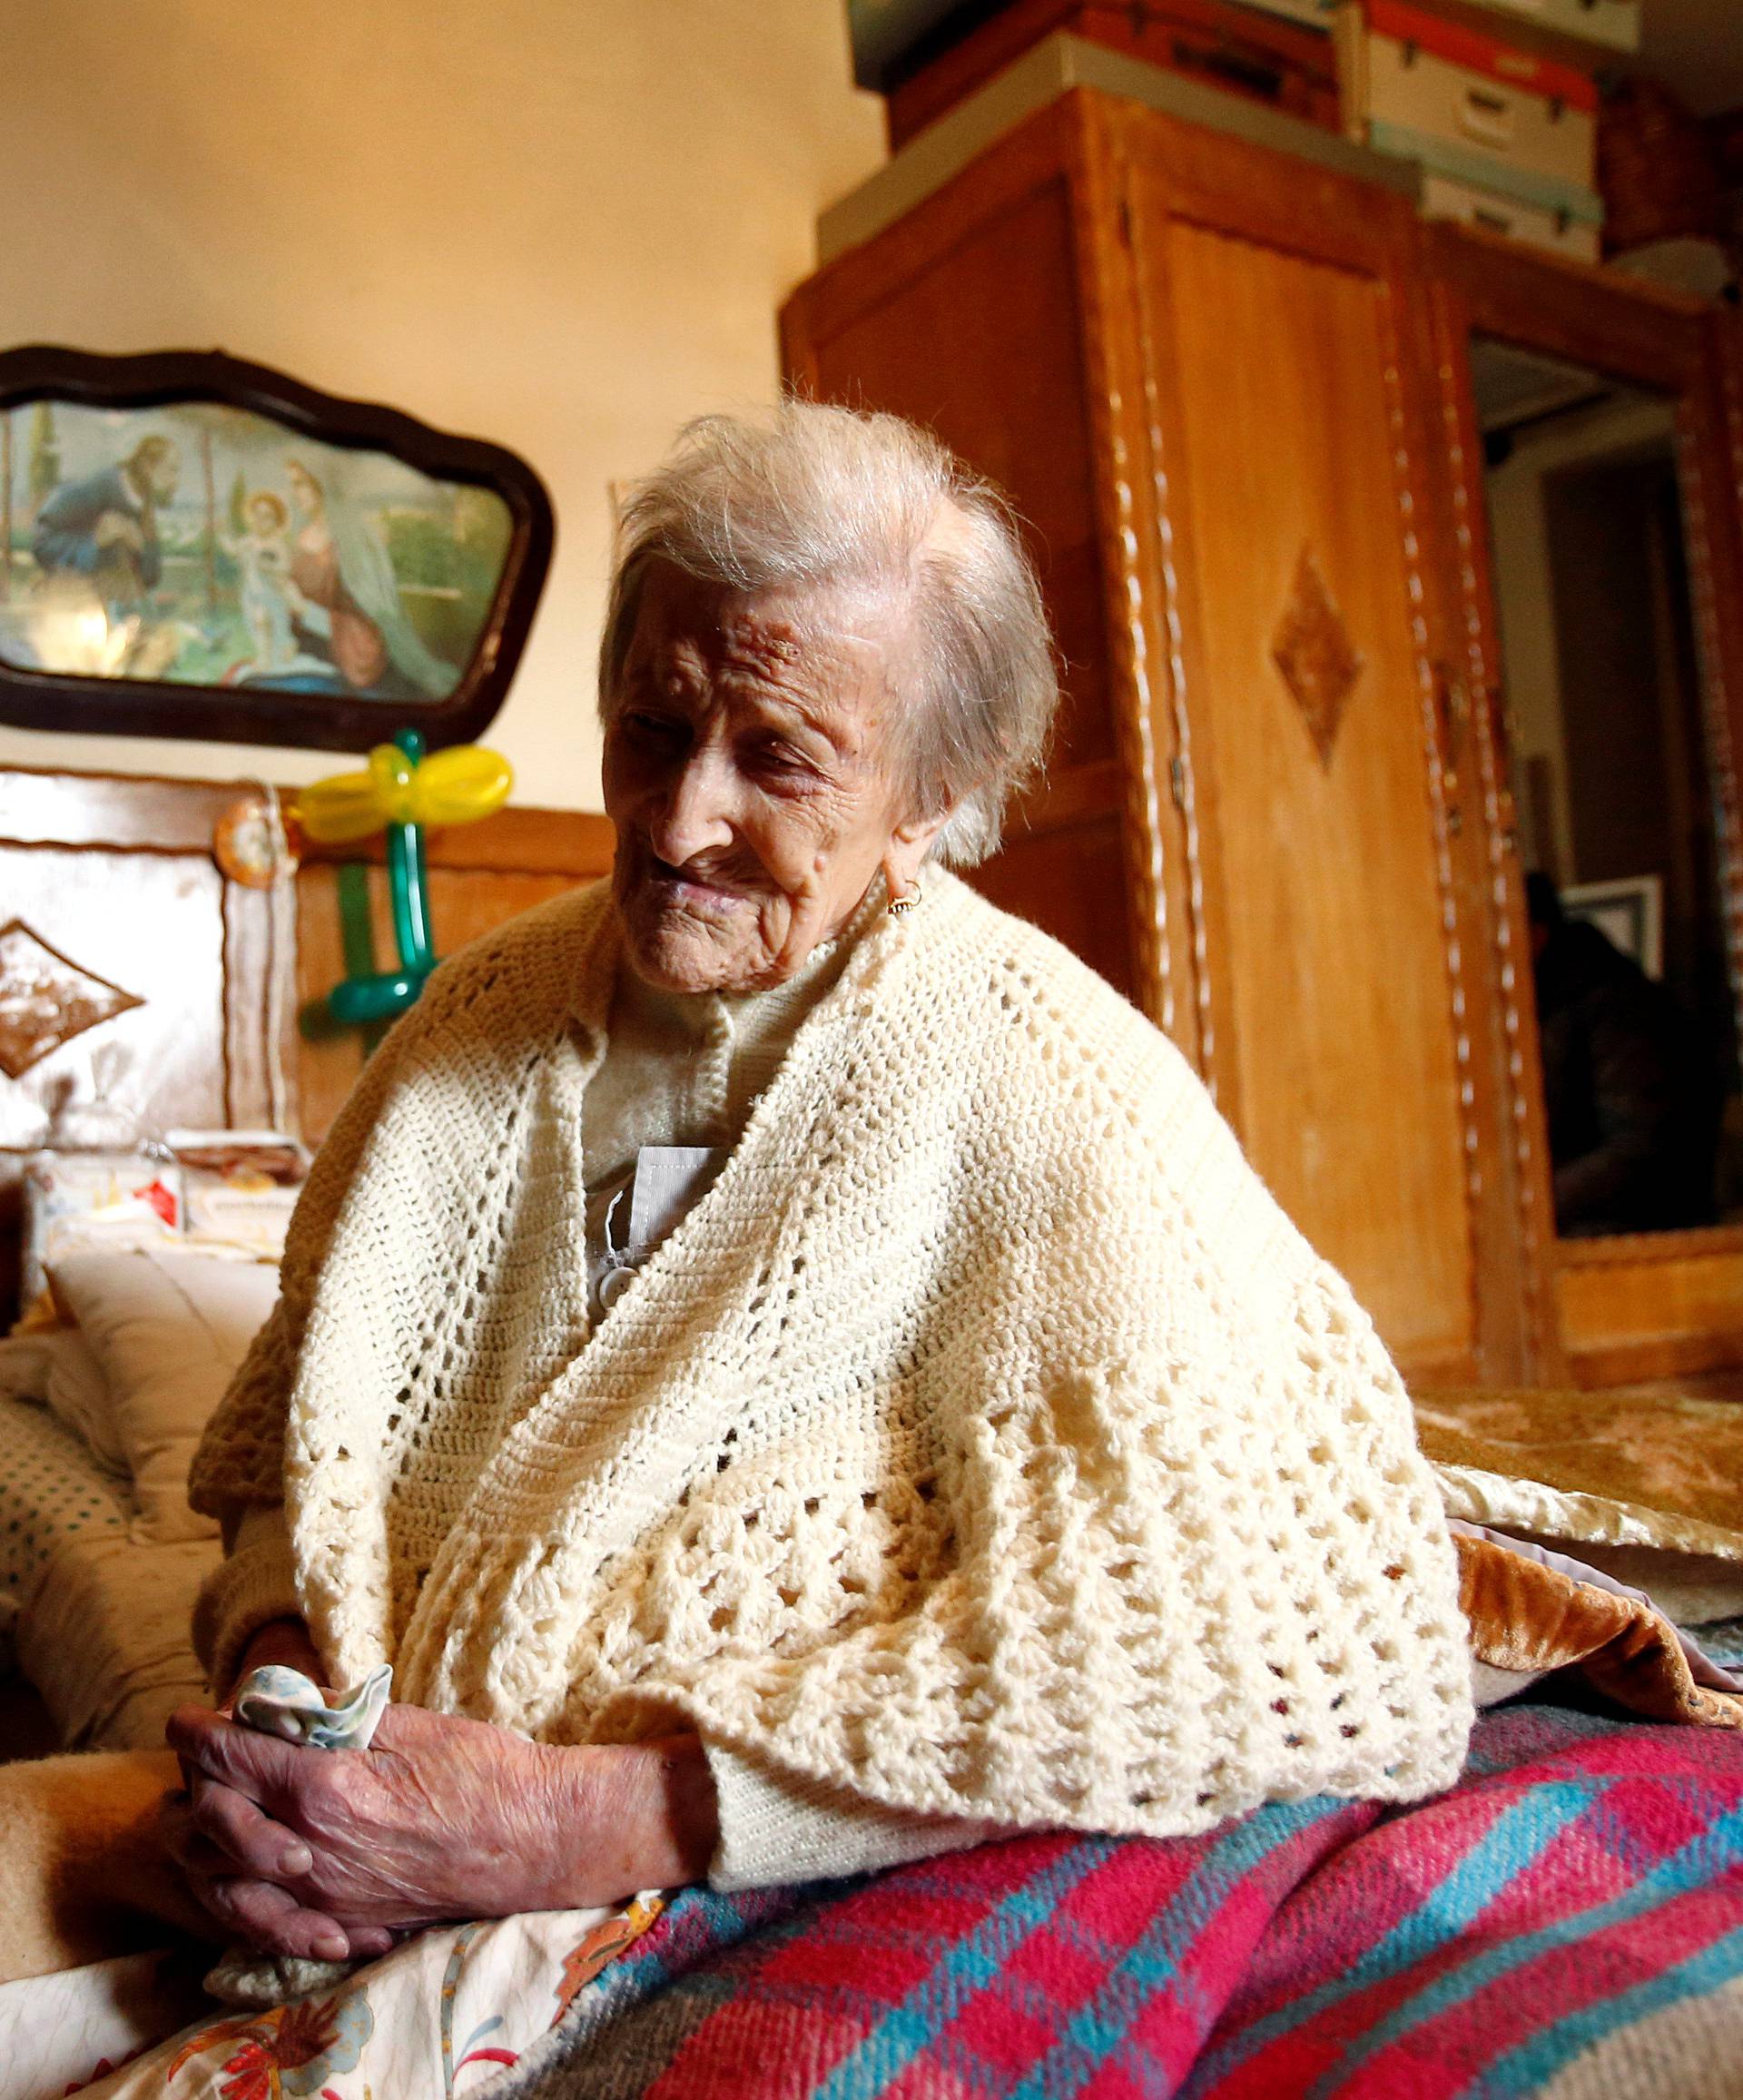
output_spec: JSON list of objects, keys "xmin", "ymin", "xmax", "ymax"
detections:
[
  {"xmin": 293, "ymin": 799, "xmax": 614, "ymax": 1139},
  {"xmin": 0, "ymin": 762, "xmax": 614, "ymax": 1311}
]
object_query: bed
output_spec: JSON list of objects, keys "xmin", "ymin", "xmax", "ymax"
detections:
[
  {"xmin": 493, "ymin": 1698, "xmax": 1743, "ymax": 2100},
  {"xmin": 0, "ymin": 760, "xmax": 613, "ymax": 1757},
  {"xmin": 0, "ymin": 1244, "xmax": 275, "ymax": 1756},
  {"xmin": 5, "ymin": 761, "xmax": 1743, "ymax": 2100},
  {"xmin": 0, "ymin": 1396, "xmax": 213, "ymax": 1753}
]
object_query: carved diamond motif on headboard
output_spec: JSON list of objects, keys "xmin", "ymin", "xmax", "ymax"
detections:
[
  {"xmin": 1272, "ymin": 547, "xmax": 1365, "ymax": 768},
  {"xmin": 0, "ymin": 920, "xmax": 144, "ymax": 1080}
]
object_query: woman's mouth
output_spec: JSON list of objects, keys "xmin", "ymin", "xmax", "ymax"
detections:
[{"xmin": 642, "ymin": 853, "xmax": 749, "ymax": 912}]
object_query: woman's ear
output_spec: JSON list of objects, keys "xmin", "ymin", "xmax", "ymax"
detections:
[{"xmin": 882, "ymin": 799, "xmax": 955, "ymax": 896}]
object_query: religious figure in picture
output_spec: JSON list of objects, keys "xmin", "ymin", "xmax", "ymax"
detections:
[
  {"xmin": 32, "ymin": 434, "xmax": 180, "ymax": 619},
  {"xmin": 222, "ymin": 489, "xmax": 327, "ymax": 678},
  {"xmin": 278, "ymin": 457, "xmax": 457, "ymax": 698}
]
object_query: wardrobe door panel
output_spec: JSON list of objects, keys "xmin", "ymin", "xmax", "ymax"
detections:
[
  {"xmin": 784, "ymin": 133, "xmax": 1143, "ymax": 1008},
  {"xmin": 1128, "ymin": 182, "xmax": 1478, "ymax": 1374}
]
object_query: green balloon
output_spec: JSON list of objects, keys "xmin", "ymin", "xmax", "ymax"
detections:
[
  {"xmin": 329, "ymin": 967, "xmax": 432, "ymax": 1027},
  {"xmin": 326, "ymin": 728, "xmax": 439, "ymax": 1030}
]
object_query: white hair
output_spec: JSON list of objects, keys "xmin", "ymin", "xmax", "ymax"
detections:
[{"xmin": 597, "ymin": 400, "xmax": 1058, "ymax": 866}]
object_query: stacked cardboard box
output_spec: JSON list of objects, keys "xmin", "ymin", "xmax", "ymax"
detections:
[
  {"xmin": 868, "ymin": 0, "xmax": 1345, "ymax": 150},
  {"xmin": 1335, "ymin": 0, "xmax": 1610, "ymax": 260},
  {"xmin": 1435, "ymin": 0, "xmax": 1639, "ymax": 54},
  {"xmin": 1229, "ymin": 0, "xmax": 1340, "ymax": 25}
]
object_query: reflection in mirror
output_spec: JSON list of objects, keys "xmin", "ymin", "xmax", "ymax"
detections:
[{"xmin": 1473, "ymin": 334, "xmax": 1742, "ymax": 1240}]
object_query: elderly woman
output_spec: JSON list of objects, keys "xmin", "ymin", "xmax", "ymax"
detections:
[{"xmin": 158, "ymin": 402, "xmax": 1471, "ymax": 1976}]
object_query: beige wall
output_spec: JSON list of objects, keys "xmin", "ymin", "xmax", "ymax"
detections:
[{"xmin": 0, "ymin": 0, "xmax": 883, "ymax": 806}]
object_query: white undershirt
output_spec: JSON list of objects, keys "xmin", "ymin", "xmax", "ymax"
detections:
[{"xmin": 580, "ymin": 892, "xmax": 876, "ymax": 1321}]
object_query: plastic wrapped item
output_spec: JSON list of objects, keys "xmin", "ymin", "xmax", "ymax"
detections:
[
  {"xmin": 165, "ymin": 1129, "xmax": 307, "ymax": 1260},
  {"xmin": 19, "ymin": 1151, "xmax": 184, "ymax": 1313},
  {"xmin": 17, "ymin": 1131, "xmax": 307, "ymax": 1316}
]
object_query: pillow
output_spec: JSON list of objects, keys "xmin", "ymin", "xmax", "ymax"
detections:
[
  {"xmin": 19, "ymin": 1151, "xmax": 185, "ymax": 1311},
  {"xmin": 0, "ymin": 1331, "xmax": 55, "ymax": 1405},
  {"xmin": 0, "ymin": 1329, "xmax": 129, "ymax": 1479},
  {"xmin": 20, "ymin": 1141, "xmax": 302, "ymax": 1315},
  {"xmin": 45, "ymin": 1249, "xmax": 280, "ymax": 1545}
]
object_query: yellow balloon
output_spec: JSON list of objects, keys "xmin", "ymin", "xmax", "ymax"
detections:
[
  {"xmin": 368, "ymin": 743, "xmax": 419, "ymax": 827},
  {"xmin": 294, "ymin": 767, "xmax": 389, "ymax": 844},
  {"xmin": 295, "ymin": 744, "xmax": 514, "ymax": 843},
  {"xmin": 409, "ymin": 746, "xmax": 514, "ymax": 827}
]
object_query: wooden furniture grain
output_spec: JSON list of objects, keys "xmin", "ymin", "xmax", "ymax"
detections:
[
  {"xmin": 1425, "ymin": 230, "xmax": 1743, "ymax": 1385},
  {"xmin": 783, "ymin": 64, "xmax": 1743, "ymax": 1387},
  {"xmin": 295, "ymin": 804, "xmax": 614, "ymax": 1140}
]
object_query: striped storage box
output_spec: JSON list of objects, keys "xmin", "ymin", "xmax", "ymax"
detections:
[
  {"xmin": 1420, "ymin": 168, "xmax": 1601, "ymax": 260},
  {"xmin": 1336, "ymin": 0, "xmax": 1598, "ymax": 190}
]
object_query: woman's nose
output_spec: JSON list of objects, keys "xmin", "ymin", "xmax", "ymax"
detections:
[{"xmin": 649, "ymin": 748, "xmax": 737, "ymax": 863}]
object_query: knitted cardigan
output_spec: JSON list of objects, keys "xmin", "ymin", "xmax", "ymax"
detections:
[{"xmin": 189, "ymin": 872, "xmax": 1474, "ymax": 1850}]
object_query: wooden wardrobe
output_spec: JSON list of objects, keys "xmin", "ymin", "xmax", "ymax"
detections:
[{"xmin": 781, "ymin": 57, "xmax": 1743, "ymax": 1390}]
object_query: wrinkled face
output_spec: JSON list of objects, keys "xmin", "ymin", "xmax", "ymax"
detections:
[{"xmin": 603, "ymin": 562, "xmax": 941, "ymax": 995}]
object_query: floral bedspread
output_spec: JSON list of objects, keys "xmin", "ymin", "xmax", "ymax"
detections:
[{"xmin": 0, "ymin": 1897, "xmax": 658, "ymax": 2100}]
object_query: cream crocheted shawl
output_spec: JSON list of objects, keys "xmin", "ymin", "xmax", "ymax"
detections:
[{"xmin": 190, "ymin": 873, "xmax": 1473, "ymax": 1837}]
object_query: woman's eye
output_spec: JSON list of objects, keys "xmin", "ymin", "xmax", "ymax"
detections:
[
  {"xmin": 625, "ymin": 711, "xmax": 684, "ymax": 745},
  {"xmin": 747, "ymin": 739, "xmax": 810, "ymax": 776}
]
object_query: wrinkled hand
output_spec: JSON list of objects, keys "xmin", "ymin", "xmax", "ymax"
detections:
[
  {"xmin": 162, "ymin": 1701, "xmax": 717, "ymax": 1963},
  {"xmin": 156, "ymin": 1616, "xmax": 340, "ymax": 1946}
]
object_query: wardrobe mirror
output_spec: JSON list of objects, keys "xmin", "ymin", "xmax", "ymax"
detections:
[{"xmin": 1472, "ymin": 332, "xmax": 1742, "ymax": 1243}]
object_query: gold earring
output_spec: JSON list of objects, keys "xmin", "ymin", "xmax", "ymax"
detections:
[{"xmin": 888, "ymin": 877, "xmax": 921, "ymax": 917}]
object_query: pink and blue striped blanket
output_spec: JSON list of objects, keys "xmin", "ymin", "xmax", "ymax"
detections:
[{"xmin": 504, "ymin": 1701, "xmax": 1743, "ymax": 2098}]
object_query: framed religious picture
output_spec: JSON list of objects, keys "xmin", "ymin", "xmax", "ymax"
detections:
[{"xmin": 0, "ymin": 345, "xmax": 554, "ymax": 752}]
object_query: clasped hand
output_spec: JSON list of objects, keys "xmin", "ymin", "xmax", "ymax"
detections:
[
  {"xmin": 162, "ymin": 1680, "xmax": 718, "ymax": 1963},
  {"xmin": 162, "ymin": 1700, "xmax": 595, "ymax": 1962}
]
